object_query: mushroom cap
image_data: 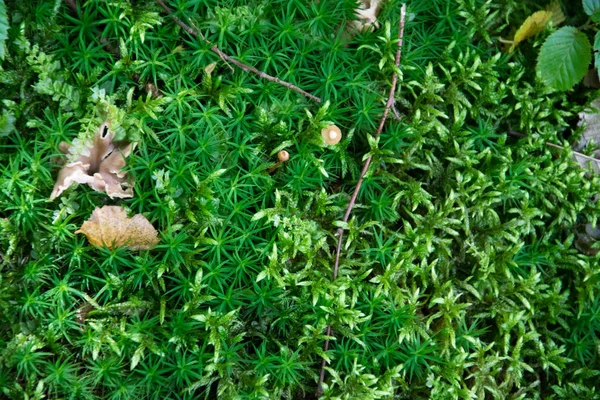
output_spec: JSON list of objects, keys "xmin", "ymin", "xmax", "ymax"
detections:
[
  {"xmin": 321, "ymin": 125, "xmax": 342, "ymax": 145},
  {"xmin": 277, "ymin": 150, "xmax": 290, "ymax": 162}
]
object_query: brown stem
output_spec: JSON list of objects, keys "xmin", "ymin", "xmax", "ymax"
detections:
[
  {"xmin": 316, "ymin": 3, "xmax": 407, "ymax": 397},
  {"xmin": 155, "ymin": 0, "xmax": 321, "ymax": 103},
  {"xmin": 507, "ymin": 129, "xmax": 563, "ymax": 150}
]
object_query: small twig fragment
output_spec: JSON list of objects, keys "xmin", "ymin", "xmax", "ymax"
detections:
[
  {"xmin": 155, "ymin": 0, "xmax": 321, "ymax": 103},
  {"xmin": 391, "ymin": 104, "xmax": 402, "ymax": 121},
  {"xmin": 507, "ymin": 129, "xmax": 600, "ymax": 172},
  {"xmin": 316, "ymin": 3, "xmax": 407, "ymax": 397}
]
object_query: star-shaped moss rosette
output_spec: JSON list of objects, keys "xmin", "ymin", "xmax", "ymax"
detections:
[{"xmin": 50, "ymin": 121, "xmax": 136, "ymax": 200}]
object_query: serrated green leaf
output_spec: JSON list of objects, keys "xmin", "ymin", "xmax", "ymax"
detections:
[
  {"xmin": 537, "ymin": 26, "xmax": 591, "ymax": 91},
  {"xmin": 0, "ymin": 0, "xmax": 8, "ymax": 60},
  {"xmin": 584, "ymin": 0, "xmax": 600, "ymax": 22}
]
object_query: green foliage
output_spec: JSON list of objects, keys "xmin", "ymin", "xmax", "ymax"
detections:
[
  {"xmin": 584, "ymin": 0, "xmax": 600, "ymax": 22},
  {"xmin": 1, "ymin": 0, "xmax": 600, "ymax": 399},
  {"xmin": 0, "ymin": 0, "xmax": 7, "ymax": 60},
  {"xmin": 538, "ymin": 26, "xmax": 591, "ymax": 91},
  {"xmin": 534, "ymin": 0, "xmax": 600, "ymax": 91}
]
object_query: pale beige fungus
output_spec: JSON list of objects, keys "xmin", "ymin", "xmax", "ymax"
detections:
[
  {"xmin": 321, "ymin": 125, "xmax": 342, "ymax": 145},
  {"xmin": 75, "ymin": 205, "xmax": 159, "ymax": 250},
  {"xmin": 50, "ymin": 121, "xmax": 135, "ymax": 200}
]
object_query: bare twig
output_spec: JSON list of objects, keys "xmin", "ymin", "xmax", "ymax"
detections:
[
  {"xmin": 155, "ymin": 0, "xmax": 321, "ymax": 103},
  {"xmin": 316, "ymin": 3, "xmax": 407, "ymax": 397},
  {"xmin": 391, "ymin": 104, "xmax": 402, "ymax": 121},
  {"xmin": 507, "ymin": 130, "xmax": 563, "ymax": 150},
  {"xmin": 507, "ymin": 129, "xmax": 600, "ymax": 166}
]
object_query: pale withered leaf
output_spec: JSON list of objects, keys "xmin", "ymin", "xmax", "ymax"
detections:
[
  {"xmin": 349, "ymin": 0, "xmax": 384, "ymax": 33},
  {"xmin": 574, "ymin": 98, "xmax": 600, "ymax": 173},
  {"xmin": 75, "ymin": 206, "xmax": 159, "ymax": 250},
  {"xmin": 50, "ymin": 121, "xmax": 135, "ymax": 200}
]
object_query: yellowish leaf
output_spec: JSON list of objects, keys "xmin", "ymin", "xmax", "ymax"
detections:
[
  {"xmin": 348, "ymin": 0, "xmax": 384, "ymax": 34},
  {"xmin": 76, "ymin": 206, "xmax": 159, "ymax": 250},
  {"xmin": 510, "ymin": 10, "xmax": 553, "ymax": 52}
]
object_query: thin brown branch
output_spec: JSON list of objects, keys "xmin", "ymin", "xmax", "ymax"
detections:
[
  {"xmin": 391, "ymin": 104, "xmax": 402, "ymax": 121},
  {"xmin": 316, "ymin": 3, "xmax": 407, "ymax": 397},
  {"xmin": 155, "ymin": 0, "xmax": 321, "ymax": 103},
  {"xmin": 507, "ymin": 129, "xmax": 600, "ymax": 166},
  {"xmin": 507, "ymin": 129, "xmax": 563, "ymax": 150}
]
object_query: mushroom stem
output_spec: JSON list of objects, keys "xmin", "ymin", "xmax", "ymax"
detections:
[{"xmin": 267, "ymin": 150, "xmax": 290, "ymax": 173}]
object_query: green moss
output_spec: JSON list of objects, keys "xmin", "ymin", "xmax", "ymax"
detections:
[{"xmin": 1, "ymin": 0, "xmax": 600, "ymax": 399}]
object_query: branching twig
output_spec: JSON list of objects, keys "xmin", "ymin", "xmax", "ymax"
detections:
[
  {"xmin": 507, "ymin": 130, "xmax": 563, "ymax": 150},
  {"xmin": 155, "ymin": 0, "xmax": 321, "ymax": 103},
  {"xmin": 316, "ymin": 3, "xmax": 407, "ymax": 397},
  {"xmin": 507, "ymin": 129, "xmax": 600, "ymax": 166}
]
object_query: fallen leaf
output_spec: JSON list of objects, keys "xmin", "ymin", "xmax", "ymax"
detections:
[
  {"xmin": 50, "ymin": 121, "xmax": 136, "ymax": 200},
  {"xmin": 349, "ymin": 0, "xmax": 384, "ymax": 33},
  {"xmin": 546, "ymin": 0, "xmax": 565, "ymax": 26},
  {"xmin": 574, "ymin": 98, "xmax": 600, "ymax": 172},
  {"xmin": 575, "ymin": 99, "xmax": 600, "ymax": 251},
  {"xmin": 509, "ymin": 10, "xmax": 553, "ymax": 52},
  {"xmin": 76, "ymin": 206, "xmax": 159, "ymax": 250},
  {"xmin": 583, "ymin": 68, "xmax": 600, "ymax": 88}
]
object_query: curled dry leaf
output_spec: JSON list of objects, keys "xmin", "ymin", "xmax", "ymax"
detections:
[
  {"xmin": 506, "ymin": 2, "xmax": 563, "ymax": 53},
  {"xmin": 547, "ymin": 0, "xmax": 565, "ymax": 26},
  {"xmin": 575, "ymin": 98, "xmax": 600, "ymax": 173},
  {"xmin": 584, "ymin": 68, "xmax": 600, "ymax": 88},
  {"xmin": 349, "ymin": 0, "xmax": 384, "ymax": 33},
  {"xmin": 509, "ymin": 11, "xmax": 552, "ymax": 52},
  {"xmin": 573, "ymin": 98, "xmax": 600, "ymax": 243},
  {"xmin": 50, "ymin": 121, "xmax": 136, "ymax": 200},
  {"xmin": 76, "ymin": 206, "xmax": 159, "ymax": 250}
]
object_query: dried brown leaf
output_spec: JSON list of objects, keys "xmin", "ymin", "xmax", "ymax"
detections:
[
  {"xmin": 349, "ymin": 0, "xmax": 384, "ymax": 33},
  {"xmin": 547, "ymin": 0, "xmax": 565, "ymax": 26},
  {"xmin": 574, "ymin": 98, "xmax": 600, "ymax": 172},
  {"xmin": 76, "ymin": 206, "xmax": 159, "ymax": 250},
  {"xmin": 50, "ymin": 121, "xmax": 135, "ymax": 200}
]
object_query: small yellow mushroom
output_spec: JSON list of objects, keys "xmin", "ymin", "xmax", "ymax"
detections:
[
  {"xmin": 277, "ymin": 150, "xmax": 290, "ymax": 162},
  {"xmin": 321, "ymin": 125, "xmax": 342, "ymax": 145},
  {"xmin": 268, "ymin": 150, "xmax": 290, "ymax": 173}
]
